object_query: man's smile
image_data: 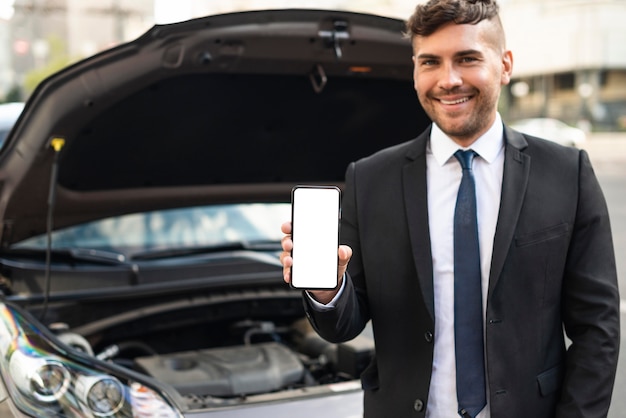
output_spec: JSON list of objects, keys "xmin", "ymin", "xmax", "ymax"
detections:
[{"xmin": 438, "ymin": 96, "xmax": 472, "ymax": 105}]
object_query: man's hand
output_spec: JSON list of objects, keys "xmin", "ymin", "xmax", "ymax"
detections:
[{"xmin": 279, "ymin": 221, "xmax": 352, "ymax": 304}]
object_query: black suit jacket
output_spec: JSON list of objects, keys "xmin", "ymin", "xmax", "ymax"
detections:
[{"xmin": 304, "ymin": 125, "xmax": 620, "ymax": 418}]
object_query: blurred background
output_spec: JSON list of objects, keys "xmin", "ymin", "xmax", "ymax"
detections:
[
  {"xmin": 0, "ymin": 1, "xmax": 624, "ymax": 416},
  {"xmin": 0, "ymin": 0, "xmax": 625, "ymax": 133}
]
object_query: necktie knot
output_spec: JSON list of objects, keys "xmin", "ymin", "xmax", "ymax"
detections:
[{"xmin": 454, "ymin": 149, "xmax": 476, "ymax": 171}]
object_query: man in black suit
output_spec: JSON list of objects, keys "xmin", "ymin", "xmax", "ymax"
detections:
[{"xmin": 280, "ymin": 0, "xmax": 620, "ymax": 417}]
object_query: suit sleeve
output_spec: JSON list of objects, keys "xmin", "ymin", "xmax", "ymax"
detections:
[
  {"xmin": 303, "ymin": 161, "xmax": 371, "ymax": 343},
  {"xmin": 557, "ymin": 149, "xmax": 620, "ymax": 417}
]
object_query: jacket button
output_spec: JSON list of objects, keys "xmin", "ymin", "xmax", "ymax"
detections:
[
  {"xmin": 413, "ymin": 399, "xmax": 424, "ymax": 412},
  {"xmin": 424, "ymin": 331, "xmax": 433, "ymax": 343}
]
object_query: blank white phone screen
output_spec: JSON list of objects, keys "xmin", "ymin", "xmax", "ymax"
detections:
[{"xmin": 291, "ymin": 186, "xmax": 340, "ymax": 289}]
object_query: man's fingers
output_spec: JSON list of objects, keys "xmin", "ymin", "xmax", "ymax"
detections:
[
  {"xmin": 279, "ymin": 222, "xmax": 293, "ymax": 284},
  {"xmin": 337, "ymin": 245, "xmax": 353, "ymax": 280},
  {"xmin": 279, "ymin": 250, "xmax": 292, "ymax": 284},
  {"xmin": 281, "ymin": 221, "xmax": 292, "ymax": 234},
  {"xmin": 338, "ymin": 245, "xmax": 353, "ymax": 266},
  {"xmin": 281, "ymin": 234, "xmax": 293, "ymax": 252}
]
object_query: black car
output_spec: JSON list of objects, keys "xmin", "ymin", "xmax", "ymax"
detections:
[{"xmin": 0, "ymin": 9, "xmax": 429, "ymax": 417}]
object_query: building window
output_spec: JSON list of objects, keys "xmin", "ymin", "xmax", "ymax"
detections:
[
  {"xmin": 599, "ymin": 70, "xmax": 608, "ymax": 87},
  {"xmin": 554, "ymin": 72, "xmax": 575, "ymax": 91}
]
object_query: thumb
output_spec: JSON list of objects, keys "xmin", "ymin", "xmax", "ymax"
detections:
[{"xmin": 337, "ymin": 245, "xmax": 353, "ymax": 278}]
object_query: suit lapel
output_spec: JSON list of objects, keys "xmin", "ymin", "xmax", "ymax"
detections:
[
  {"xmin": 402, "ymin": 129, "xmax": 435, "ymax": 322},
  {"xmin": 400, "ymin": 126, "xmax": 529, "ymax": 319},
  {"xmin": 488, "ymin": 127, "xmax": 530, "ymax": 297}
]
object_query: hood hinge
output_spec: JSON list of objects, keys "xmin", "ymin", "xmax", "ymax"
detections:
[{"xmin": 318, "ymin": 20, "xmax": 349, "ymax": 60}]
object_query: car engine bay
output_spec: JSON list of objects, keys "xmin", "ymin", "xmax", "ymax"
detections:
[{"xmin": 45, "ymin": 286, "xmax": 374, "ymax": 408}]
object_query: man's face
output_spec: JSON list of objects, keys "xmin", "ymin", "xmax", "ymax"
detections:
[{"xmin": 412, "ymin": 20, "xmax": 513, "ymax": 146}]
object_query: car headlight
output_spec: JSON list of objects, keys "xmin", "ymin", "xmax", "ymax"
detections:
[
  {"xmin": 9, "ymin": 351, "xmax": 71, "ymax": 403},
  {"xmin": 0, "ymin": 302, "xmax": 183, "ymax": 417}
]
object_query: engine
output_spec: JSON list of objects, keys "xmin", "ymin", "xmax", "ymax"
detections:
[{"xmin": 58, "ymin": 317, "xmax": 374, "ymax": 406}]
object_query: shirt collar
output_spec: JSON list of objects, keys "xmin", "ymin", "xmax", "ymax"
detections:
[{"xmin": 429, "ymin": 112, "xmax": 504, "ymax": 166}]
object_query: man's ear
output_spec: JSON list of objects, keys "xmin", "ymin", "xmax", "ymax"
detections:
[{"xmin": 501, "ymin": 50, "xmax": 513, "ymax": 85}]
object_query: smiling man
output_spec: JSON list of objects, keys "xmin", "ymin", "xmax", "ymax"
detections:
[
  {"xmin": 411, "ymin": 13, "xmax": 512, "ymax": 147},
  {"xmin": 280, "ymin": 0, "xmax": 620, "ymax": 417}
]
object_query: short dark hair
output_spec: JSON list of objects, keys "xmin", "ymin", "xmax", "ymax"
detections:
[{"xmin": 405, "ymin": 0, "xmax": 501, "ymax": 38}]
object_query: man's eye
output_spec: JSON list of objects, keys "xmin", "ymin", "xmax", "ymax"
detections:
[{"xmin": 460, "ymin": 57, "xmax": 478, "ymax": 63}]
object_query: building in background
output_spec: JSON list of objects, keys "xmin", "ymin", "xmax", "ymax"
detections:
[
  {"xmin": 152, "ymin": 0, "xmax": 416, "ymax": 23},
  {"xmin": 10, "ymin": 0, "xmax": 68, "ymax": 96},
  {"xmin": 66, "ymin": 0, "xmax": 152, "ymax": 59},
  {"xmin": 1, "ymin": 0, "xmax": 625, "ymax": 131},
  {"xmin": 4, "ymin": 0, "xmax": 153, "ymax": 100},
  {"xmin": 500, "ymin": 0, "xmax": 626, "ymax": 131},
  {"xmin": 0, "ymin": 5, "xmax": 13, "ymax": 100}
]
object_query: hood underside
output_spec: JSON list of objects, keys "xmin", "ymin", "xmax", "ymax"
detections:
[{"xmin": 0, "ymin": 9, "xmax": 430, "ymax": 246}]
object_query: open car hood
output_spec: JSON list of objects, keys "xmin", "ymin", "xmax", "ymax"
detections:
[{"xmin": 0, "ymin": 9, "xmax": 429, "ymax": 246}]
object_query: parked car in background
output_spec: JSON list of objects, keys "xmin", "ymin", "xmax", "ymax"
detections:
[
  {"xmin": 0, "ymin": 102, "xmax": 24, "ymax": 148},
  {"xmin": 0, "ymin": 9, "xmax": 430, "ymax": 418},
  {"xmin": 509, "ymin": 117, "xmax": 587, "ymax": 147}
]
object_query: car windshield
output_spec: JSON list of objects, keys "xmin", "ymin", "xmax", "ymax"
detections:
[
  {"xmin": 12, "ymin": 203, "xmax": 291, "ymax": 255},
  {"xmin": 0, "ymin": 129, "xmax": 10, "ymax": 146}
]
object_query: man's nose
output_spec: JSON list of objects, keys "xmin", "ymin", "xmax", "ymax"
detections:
[{"xmin": 438, "ymin": 63, "xmax": 462, "ymax": 90}]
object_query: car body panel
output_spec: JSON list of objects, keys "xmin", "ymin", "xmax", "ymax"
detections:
[
  {"xmin": 183, "ymin": 389, "xmax": 363, "ymax": 417},
  {"xmin": 509, "ymin": 117, "xmax": 586, "ymax": 147}
]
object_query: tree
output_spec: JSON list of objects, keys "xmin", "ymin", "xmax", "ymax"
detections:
[{"xmin": 22, "ymin": 35, "xmax": 77, "ymax": 98}]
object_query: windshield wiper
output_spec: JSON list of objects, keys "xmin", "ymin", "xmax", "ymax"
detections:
[
  {"xmin": 130, "ymin": 240, "xmax": 282, "ymax": 261},
  {"xmin": 3, "ymin": 247, "xmax": 127, "ymax": 265}
]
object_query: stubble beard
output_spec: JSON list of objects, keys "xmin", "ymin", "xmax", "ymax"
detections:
[{"xmin": 419, "ymin": 90, "xmax": 498, "ymax": 144}]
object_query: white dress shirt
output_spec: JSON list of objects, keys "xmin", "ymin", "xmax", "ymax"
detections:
[
  {"xmin": 426, "ymin": 114, "xmax": 504, "ymax": 418},
  {"xmin": 308, "ymin": 115, "xmax": 505, "ymax": 417}
]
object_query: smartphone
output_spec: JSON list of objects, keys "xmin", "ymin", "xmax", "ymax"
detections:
[{"xmin": 290, "ymin": 185, "xmax": 341, "ymax": 289}]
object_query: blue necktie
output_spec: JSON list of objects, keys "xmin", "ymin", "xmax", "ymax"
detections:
[{"xmin": 454, "ymin": 150, "xmax": 486, "ymax": 418}]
